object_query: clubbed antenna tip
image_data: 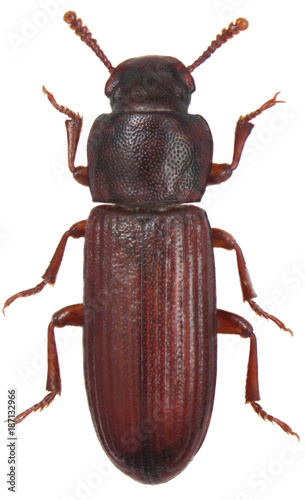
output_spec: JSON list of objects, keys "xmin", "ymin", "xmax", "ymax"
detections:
[
  {"xmin": 63, "ymin": 11, "xmax": 114, "ymax": 73},
  {"xmin": 187, "ymin": 18, "xmax": 249, "ymax": 73}
]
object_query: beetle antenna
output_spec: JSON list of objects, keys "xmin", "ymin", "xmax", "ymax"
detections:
[
  {"xmin": 187, "ymin": 18, "xmax": 249, "ymax": 73},
  {"xmin": 63, "ymin": 11, "xmax": 114, "ymax": 73}
]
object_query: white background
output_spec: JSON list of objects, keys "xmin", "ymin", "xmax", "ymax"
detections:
[{"xmin": 1, "ymin": 0, "xmax": 305, "ymax": 499}]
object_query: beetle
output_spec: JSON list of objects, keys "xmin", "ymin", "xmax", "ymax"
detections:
[{"xmin": 4, "ymin": 11, "xmax": 298, "ymax": 485}]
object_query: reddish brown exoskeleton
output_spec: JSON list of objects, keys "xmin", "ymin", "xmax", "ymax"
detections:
[{"xmin": 4, "ymin": 12, "xmax": 298, "ymax": 484}]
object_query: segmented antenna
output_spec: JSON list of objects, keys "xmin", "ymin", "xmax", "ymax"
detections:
[
  {"xmin": 63, "ymin": 11, "xmax": 114, "ymax": 73},
  {"xmin": 187, "ymin": 18, "xmax": 249, "ymax": 73}
]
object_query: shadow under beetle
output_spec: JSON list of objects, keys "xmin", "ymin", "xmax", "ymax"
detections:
[{"xmin": 4, "ymin": 11, "xmax": 298, "ymax": 485}]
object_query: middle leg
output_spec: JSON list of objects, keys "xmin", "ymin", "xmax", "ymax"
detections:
[
  {"xmin": 3, "ymin": 220, "xmax": 86, "ymax": 313},
  {"xmin": 212, "ymin": 227, "xmax": 293, "ymax": 335}
]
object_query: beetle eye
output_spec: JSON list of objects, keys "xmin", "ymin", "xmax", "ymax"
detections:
[
  {"xmin": 105, "ymin": 73, "xmax": 120, "ymax": 97},
  {"xmin": 176, "ymin": 63, "xmax": 195, "ymax": 93}
]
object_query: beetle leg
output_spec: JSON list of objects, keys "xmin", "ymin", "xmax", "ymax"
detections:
[
  {"xmin": 212, "ymin": 228, "xmax": 293, "ymax": 335},
  {"xmin": 208, "ymin": 93, "xmax": 284, "ymax": 185},
  {"xmin": 217, "ymin": 309, "xmax": 299, "ymax": 440},
  {"xmin": 14, "ymin": 304, "xmax": 83, "ymax": 424},
  {"xmin": 3, "ymin": 220, "xmax": 86, "ymax": 313},
  {"xmin": 42, "ymin": 86, "xmax": 88, "ymax": 186}
]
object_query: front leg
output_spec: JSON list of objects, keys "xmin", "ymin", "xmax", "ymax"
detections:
[
  {"xmin": 42, "ymin": 86, "xmax": 88, "ymax": 186},
  {"xmin": 208, "ymin": 93, "xmax": 284, "ymax": 185}
]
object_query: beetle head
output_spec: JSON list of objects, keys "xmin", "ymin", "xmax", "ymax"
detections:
[
  {"xmin": 64, "ymin": 12, "xmax": 248, "ymax": 112},
  {"xmin": 104, "ymin": 56, "xmax": 195, "ymax": 112}
]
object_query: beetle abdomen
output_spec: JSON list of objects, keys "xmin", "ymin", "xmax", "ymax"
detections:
[{"xmin": 83, "ymin": 205, "xmax": 216, "ymax": 484}]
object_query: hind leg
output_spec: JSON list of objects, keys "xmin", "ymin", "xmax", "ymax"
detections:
[
  {"xmin": 15, "ymin": 304, "xmax": 83, "ymax": 424},
  {"xmin": 217, "ymin": 308, "xmax": 299, "ymax": 440}
]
